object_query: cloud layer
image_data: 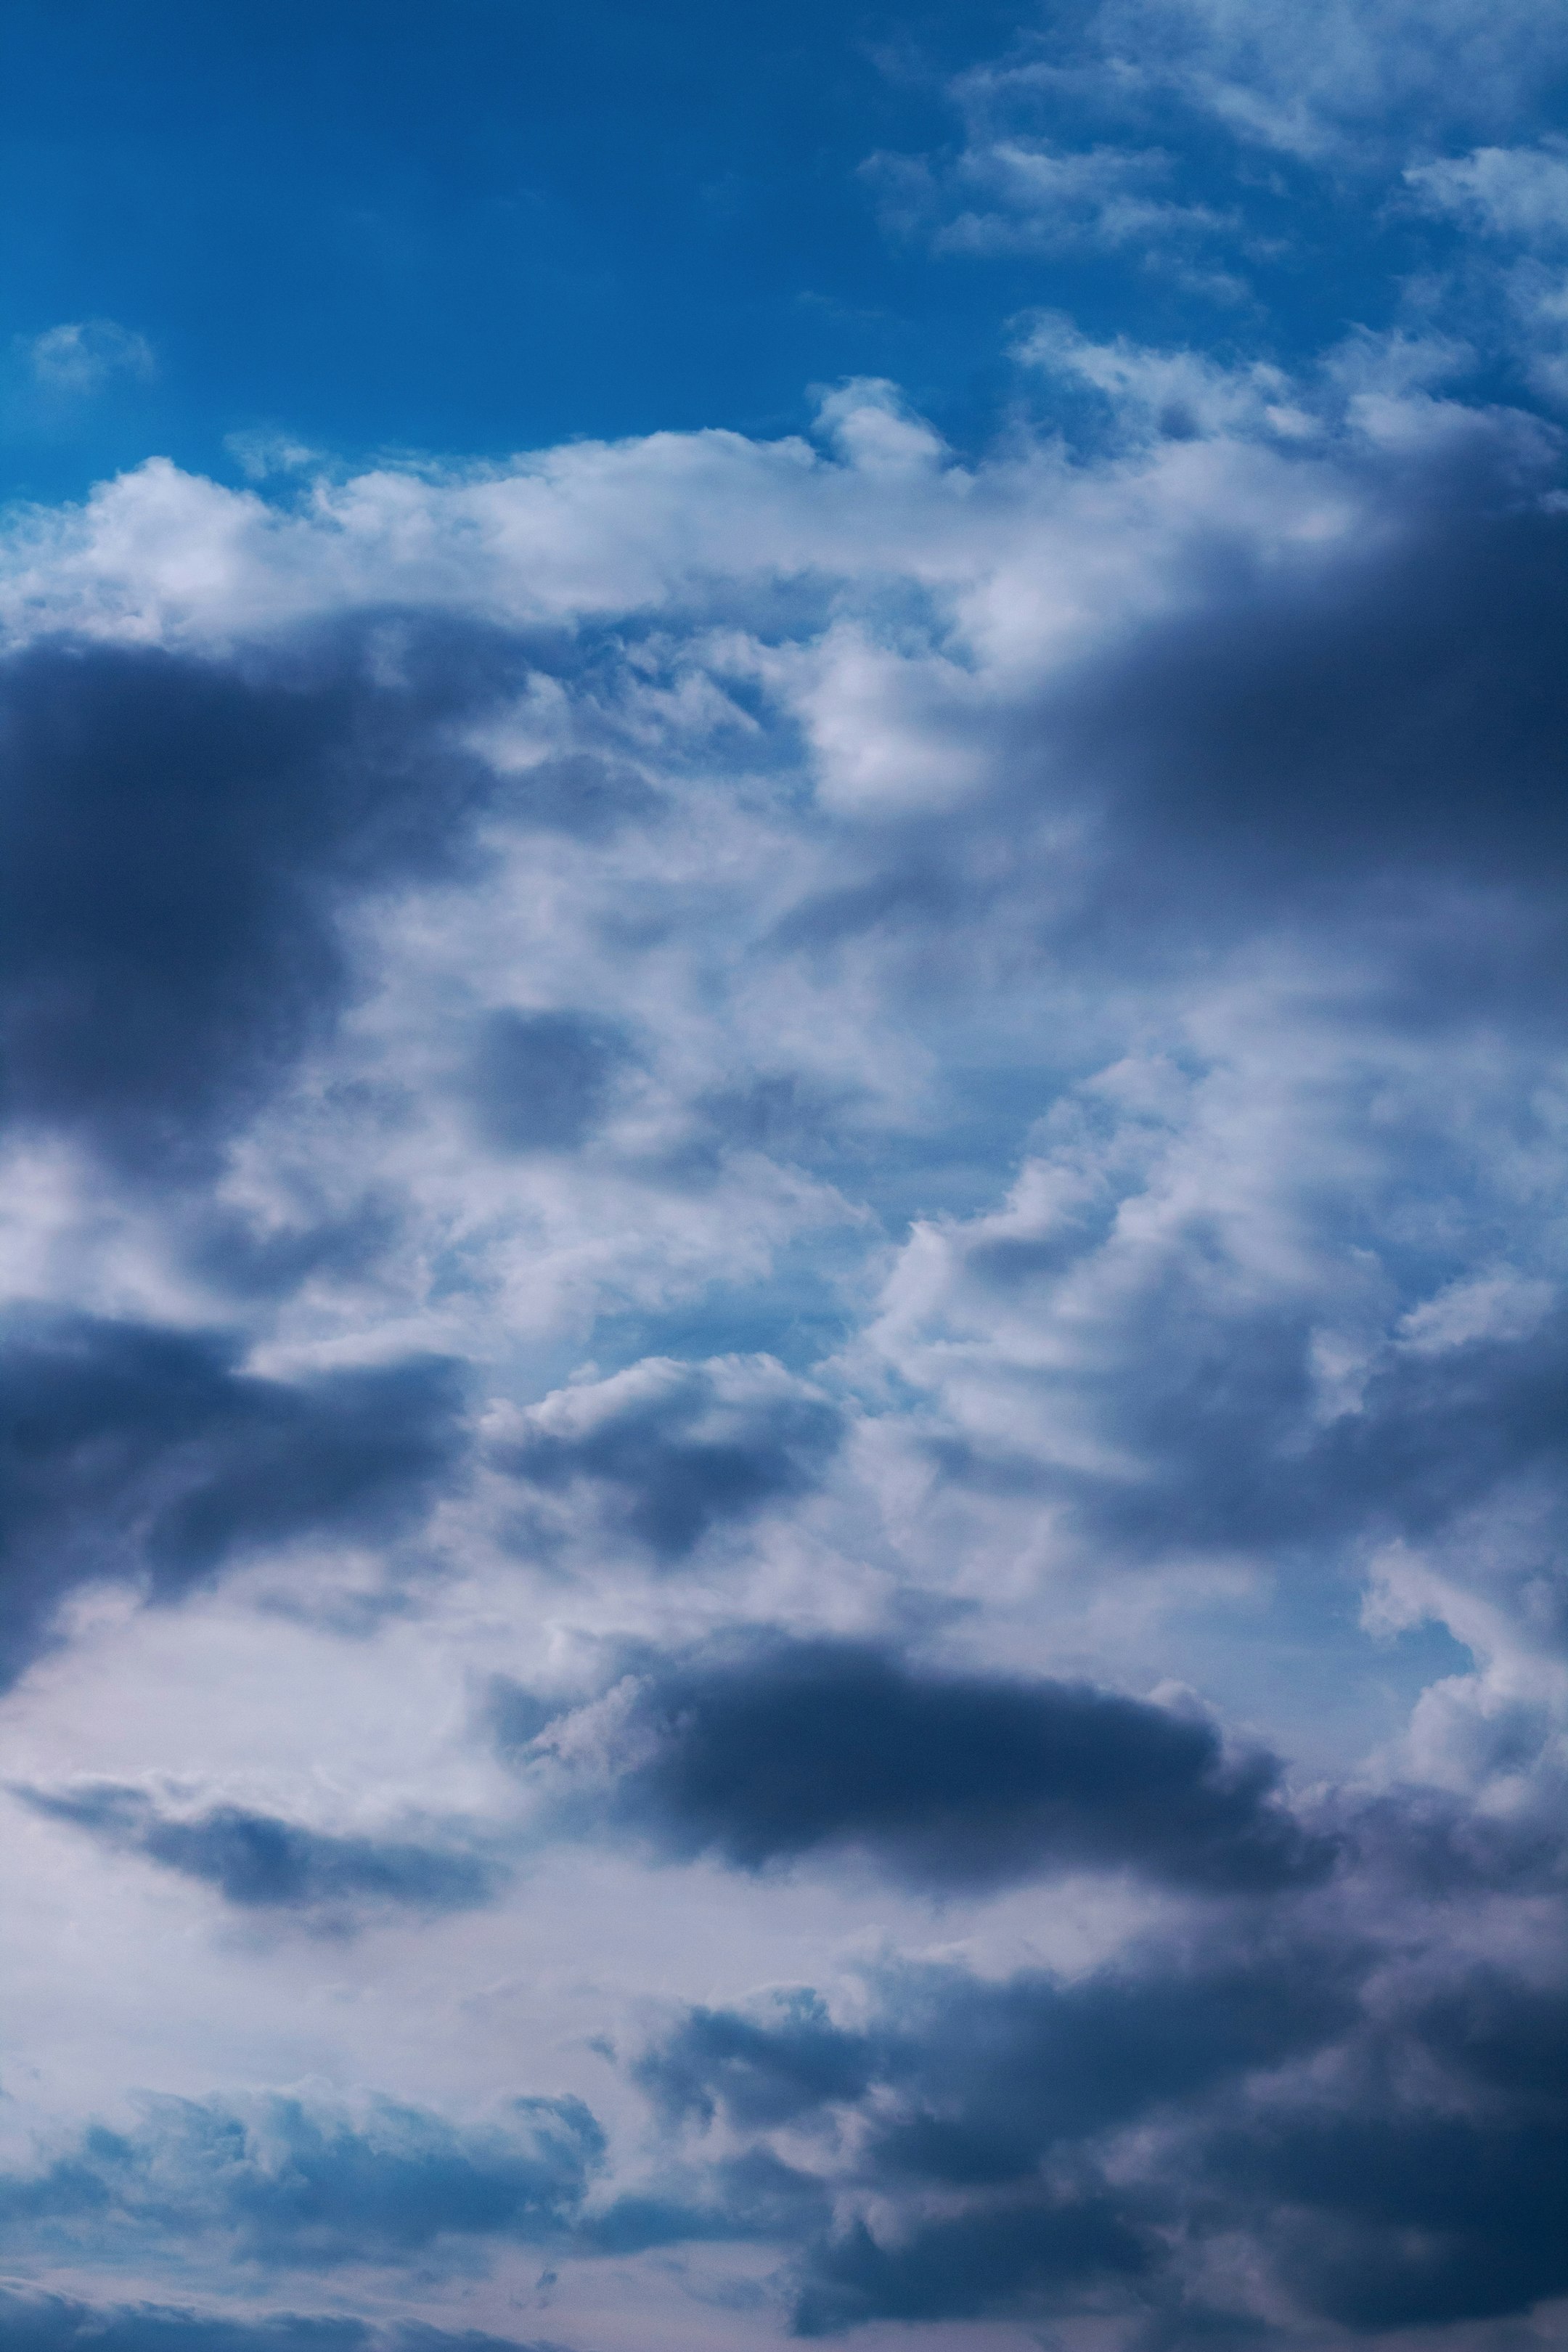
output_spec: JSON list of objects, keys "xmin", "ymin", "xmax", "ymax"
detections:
[{"xmin": 2, "ymin": 12, "xmax": 1567, "ymax": 2345}]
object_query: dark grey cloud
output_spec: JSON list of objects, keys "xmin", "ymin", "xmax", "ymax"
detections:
[
  {"xmin": 0, "ymin": 1309, "xmax": 464, "ymax": 1686},
  {"xmin": 1230, "ymin": 2108, "xmax": 1568, "ymax": 2332},
  {"xmin": 492, "ymin": 1362, "xmax": 843, "ymax": 1564},
  {"xmin": 625, "ymin": 1925, "xmax": 1567, "ymax": 2337},
  {"xmin": 774, "ymin": 492, "xmax": 1568, "ymax": 1023},
  {"xmin": 0, "ymin": 2282, "xmax": 564, "ymax": 2351},
  {"xmin": 1310, "ymin": 1309, "xmax": 1568, "ymax": 1550},
  {"xmin": 1190, "ymin": 1960, "xmax": 1568, "ymax": 2341},
  {"xmin": 1069, "ymin": 501, "xmax": 1568, "ymax": 903},
  {"xmin": 579, "ymin": 2146, "xmax": 830, "ymax": 2256},
  {"xmin": 470, "ymin": 1009, "xmax": 631, "ymax": 1154},
  {"xmin": 1200, "ymin": 1961, "xmax": 1568, "ymax": 2332},
  {"xmin": 1344, "ymin": 1785, "xmax": 1568, "ymax": 1898},
  {"xmin": 663, "ymin": 1070, "xmax": 869, "ymax": 1193},
  {"xmin": 1191, "ymin": 1303, "xmax": 1568, "ymax": 1565},
  {"xmin": 0, "ymin": 626, "xmax": 508, "ymax": 1169},
  {"xmin": 633, "ymin": 1988, "xmax": 877, "ymax": 2132},
  {"xmin": 0, "ymin": 2087, "xmax": 604, "ymax": 2273},
  {"xmin": 636, "ymin": 1939, "xmax": 1360, "ymax": 2166},
  {"xmin": 791, "ymin": 2192, "xmax": 1153, "ymax": 2337},
  {"xmin": 928, "ymin": 1254, "xmax": 1568, "ymax": 1621},
  {"xmin": 17, "ymin": 1783, "xmax": 501, "ymax": 1922},
  {"xmin": 499, "ymin": 1634, "xmax": 1334, "ymax": 1892}
]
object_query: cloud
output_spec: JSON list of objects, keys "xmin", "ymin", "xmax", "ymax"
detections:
[
  {"xmin": 500, "ymin": 1633, "xmax": 1334, "ymax": 1891},
  {"xmin": 0, "ymin": 253, "xmax": 1564, "ymax": 2352},
  {"xmin": 1016, "ymin": 317, "xmax": 1317, "ymax": 442},
  {"xmin": 0, "ymin": 2282, "xmax": 563, "ymax": 2351},
  {"xmin": 1408, "ymin": 142, "xmax": 1568, "ymax": 245},
  {"xmin": 1081, "ymin": 0, "xmax": 1568, "ymax": 160},
  {"xmin": 1402, "ymin": 144, "xmax": 1568, "ymax": 403},
  {"xmin": 637, "ymin": 1936, "xmax": 1360, "ymax": 2155},
  {"xmin": 0, "ymin": 1310, "xmax": 464, "ymax": 1686},
  {"xmin": 624, "ymin": 1921, "xmax": 1567, "ymax": 2337},
  {"xmin": 0, "ymin": 2088, "xmax": 605, "ymax": 2274},
  {"xmin": 578, "ymin": 2145, "xmax": 830, "ymax": 2256},
  {"xmin": 624, "ymin": 1937, "xmax": 1339, "ymax": 2330},
  {"xmin": 881, "ymin": 1204, "xmax": 1568, "ymax": 1567},
  {"xmin": 469, "ymin": 1009, "xmax": 632, "ymax": 1155},
  {"xmin": 864, "ymin": 136, "xmax": 1230, "ymax": 266},
  {"xmin": 791, "ymin": 2192, "xmax": 1151, "ymax": 2336},
  {"xmin": 1034, "ymin": 462, "xmax": 1568, "ymax": 915},
  {"xmin": 15, "ymin": 1783, "xmax": 502, "ymax": 1922},
  {"xmin": 0, "ymin": 631, "xmax": 497, "ymax": 1169},
  {"xmin": 22, "ymin": 321, "xmax": 156, "ymax": 396},
  {"xmin": 1206, "ymin": 2099, "xmax": 1568, "ymax": 2331},
  {"xmin": 489, "ymin": 1357, "xmax": 844, "ymax": 1564},
  {"xmin": 632, "ymin": 1988, "xmax": 875, "ymax": 2132}
]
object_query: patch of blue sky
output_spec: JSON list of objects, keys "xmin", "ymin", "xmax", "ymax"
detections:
[{"xmin": 7, "ymin": 0, "xmax": 1567, "ymax": 503}]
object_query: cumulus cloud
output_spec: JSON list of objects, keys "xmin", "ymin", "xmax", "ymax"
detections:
[
  {"xmin": 15, "ymin": 1783, "xmax": 502, "ymax": 1923},
  {"xmin": 497, "ymin": 1633, "xmax": 1334, "ymax": 1892},
  {"xmin": 0, "ymin": 1312, "xmax": 464, "ymax": 1686},
  {"xmin": 0, "ymin": 2088, "xmax": 604, "ymax": 2274},
  {"xmin": 488, "ymin": 1358, "xmax": 844, "ymax": 1566},
  {"xmin": 626, "ymin": 1919, "xmax": 1568, "ymax": 2337},
  {"xmin": 0, "ymin": 94, "xmax": 1566, "ymax": 2342}
]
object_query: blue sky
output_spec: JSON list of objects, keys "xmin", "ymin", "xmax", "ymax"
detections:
[
  {"xmin": 1, "ymin": 0, "xmax": 1032, "ymax": 488},
  {"xmin": 1, "ymin": 5, "xmax": 1567, "ymax": 2351},
  {"xmin": 8, "ymin": 0, "xmax": 1567, "ymax": 493}
]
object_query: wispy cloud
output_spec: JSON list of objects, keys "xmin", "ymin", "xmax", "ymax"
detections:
[{"xmin": 21, "ymin": 319, "xmax": 156, "ymax": 394}]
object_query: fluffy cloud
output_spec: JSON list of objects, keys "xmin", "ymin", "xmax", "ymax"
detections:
[
  {"xmin": 626, "ymin": 1922, "xmax": 1568, "ymax": 2337},
  {"xmin": 1, "ymin": 136, "xmax": 1566, "ymax": 2346},
  {"xmin": 488, "ymin": 1357, "xmax": 844, "ymax": 1566}
]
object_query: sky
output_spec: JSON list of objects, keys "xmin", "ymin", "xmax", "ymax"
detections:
[{"xmin": 0, "ymin": 4, "xmax": 1566, "ymax": 2350}]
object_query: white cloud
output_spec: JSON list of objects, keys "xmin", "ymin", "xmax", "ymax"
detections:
[
  {"xmin": 1, "ymin": 328, "xmax": 1565, "ymax": 2343},
  {"xmin": 1408, "ymin": 142, "xmax": 1568, "ymax": 245},
  {"xmin": 20, "ymin": 318, "xmax": 156, "ymax": 394},
  {"xmin": 865, "ymin": 131, "xmax": 1233, "ymax": 264},
  {"xmin": 1087, "ymin": 0, "xmax": 1568, "ymax": 159}
]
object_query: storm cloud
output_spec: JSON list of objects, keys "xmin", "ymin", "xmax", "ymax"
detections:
[
  {"xmin": 626, "ymin": 1922, "xmax": 1568, "ymax": 2337},
  {"xmin": 0, "ymin": 1310, "xmax": 464, "ymax": 1684},
  {"xmin": 499, "ymin": 1633, "xmax": 1336, "ymax": 1892},
  {"xmin": 0, "ymin": 630, "xmax": 505, "ymax": 1167}
]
